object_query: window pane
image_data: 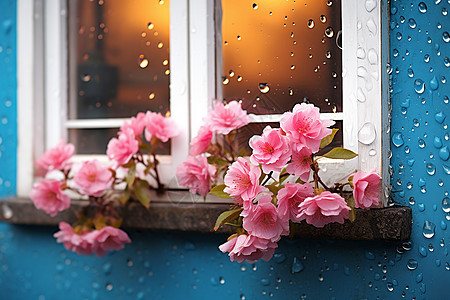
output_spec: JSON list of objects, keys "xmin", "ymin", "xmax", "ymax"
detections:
[
  {"xmin": 68, "ymin": 0, "xmax": 170, "ymax": 120},
  {"xmin": 68, "ymin": 128, "xmax": 170, "ymax": 155},
  {"xmin": 221, "ymin": 0, "xmax": 342, "ymax": 114}
]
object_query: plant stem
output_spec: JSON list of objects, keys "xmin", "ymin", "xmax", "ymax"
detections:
[
  {"xmin": 311, "ymin": 157, "xmax": 330, "ymax": 191},
  {"xmin": 261, "ymin": 171, "xmax": 274, "ymax": 186},
  {"xmin": 152, "ymin": 152, "xmax": 164, "ymax": 192}
]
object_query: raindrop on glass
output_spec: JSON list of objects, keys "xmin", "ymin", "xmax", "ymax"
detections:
[
  {"xmin": 259, "ymin": 83, "xmax": 270, "ymax": 93},
  {"xmin": 325, "ymin": 27, "xmax": 334, "ymax": 38}
]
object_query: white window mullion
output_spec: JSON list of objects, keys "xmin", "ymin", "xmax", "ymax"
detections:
[
  {"xmin": 158, "ymin": 0, "xmax": 191, "ymax": 187},
  {"xmin": 44, "ymin": 0, "xmax": 68, "ymax": 149},
  {"xmin": 342, "ymin": 0, "xmax": 390, "ymax": 206},
  {"xmin": 188, "ymin": 0, "xmax": 217, "ymax": 138},
  {"xmin": 17, "ymin": 0, "xmax": 36, "ymax": 197}
]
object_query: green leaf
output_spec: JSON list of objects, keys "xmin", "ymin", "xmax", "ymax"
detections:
[
  {"xmin": 207, "ymin": 156, "xmax": 229, "ymax": 167},
  {"xmin": 214, "ymin": 208, "xmax": 243, "ymax": 231},
  {"xmin": 322, "ymin": 147, "xmax": 358, "ymax": 160},
  {"xmin": 126, "ymin": 164, "xmax": 136, "ymax": 187},
  {"xmin": 209, "ymin": 184, "xmax": 233, "ymax": 199},
  {"xmin": 116, "ymin": 190, "xmax": 131, "ymax": 206},
  {"xmin": 278, "ymin": 167, "xmax": 289, "ymax": 184},
  {"xmin": 320, "ymin": 128, "xmax": 339, "ymax": 149},
  {"xmin": 134, "ymin": 180, "xmax": 151, "ymax": 208},
  {"xmin": 267, "ymin": 183, "xmax": 282, "ymax": 195},
  {"xmin": 295, "ymin": 177, "xmax": 305, "ymax": 184}
]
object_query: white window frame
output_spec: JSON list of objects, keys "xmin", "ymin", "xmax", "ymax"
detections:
[{"xmin": 17, "ymin": 0, "xmax": 390, "ymax": 206}]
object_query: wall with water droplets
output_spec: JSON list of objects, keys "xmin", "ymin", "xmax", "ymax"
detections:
[
  {"xmin": 0, "ymin": 0, "xmax": 450, "ymax": 299},
  {"xmin": 0, "ymin": 1, "xmax": 16, "ymax": 199}
]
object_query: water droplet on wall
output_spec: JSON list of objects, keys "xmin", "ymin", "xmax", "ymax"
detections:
[
  {"xmin": 443, "ymin": 32, "xmax": 450, "ymax": 43},
  {"xmin": 423, "ymin": 220, "xmax": 436, "ymax": 238},
  {"xmin": 440, "ymin": 146, "xmax": 450, "ymax": 161},
  {"xmin": 291, "ymin": 257, "xmax": 304, "ymax": 273},
  {"xmin": 430, "ymin": 76, "xmax": 439, "ymax": 90},
  {"xmin": 407, "ymin": 259, "xmax": 418, "ymax": 270},
  {"xmin": 426, "ymin": 163, "xmax": 436, "ymax": 175},
  {"xmin": 392, "ymin": 132, "xmax": 404, "ymax": 147},
  {"xmin": 418, "ymin": 2, "xmax": 427, "ymax": 13},
  {"xmin": 414, "ymin": 79, "xmax": 425, "ymax": 94}
]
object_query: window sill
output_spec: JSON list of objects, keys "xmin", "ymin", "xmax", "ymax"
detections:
[{"xmin": 0, "ymin": 197, "xmax": 411, "ymax": 241}]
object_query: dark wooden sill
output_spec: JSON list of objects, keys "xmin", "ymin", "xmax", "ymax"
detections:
[{"xmin": 0, "ymin": 197, "xmax": 412, "ymax": 241}]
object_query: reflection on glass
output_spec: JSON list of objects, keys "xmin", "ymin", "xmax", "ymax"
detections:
[
  {"xmin": 68, "ymin": 0, "xmax": 170, "ymax": 154},
  {"xmin": 221, "ymin": 0, "xmax": 342, "ymax": 114}
]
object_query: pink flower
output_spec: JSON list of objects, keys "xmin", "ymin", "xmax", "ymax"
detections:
[
  {"xmin": 176, "ymin": 155, "xmax": 216, "ymax": 196},
  {"xmin": 286, "ymin": 146, "xmax": 313, "ymax": 182},
  {"xmin": 107, "ymin": 129, "xmax": 139, "ymax": 167},
  {"xmin": 249, "ymin": 126, "xmax": 292, "ymax": 173},
  {"xmin": 224, "ymin": 157, "xmax": 265, "ymax": 201},
  {"xmin": 219, "ymin": 233, "xmax": 278, "ymax": 263},
  {"xmin": 73, "ymin": 160, "xmax": 112, "ymax": 197},
  {"xmin": 205, "ymin": 101, "xmax": 251, "ymax": 135},
  {"xmin": 30, "ymin": 179, "xmax": 71, "ymax": 217},
  {"xmin": 36, "ymin": 141, "xmax": 74, "ymax": 172},
  {"xmin": 89, "ymin": 226, "xmax": 132, "ymax": 257},
  {"xmin": 144, "ymin": 111, "xmax": 179, "ymax": 143},
  {"xmin": 120, "ymin": 112, "xmax": 147, "ymax": 137},
  {"xmin": 280, "ymin": 103, "xmax": 334, "ymax": 153},
  {"xmin": 54, "ymin": 222, "xmax": 95, "ymax": 256},
  {"xmin": 189, "ymin": 126, "xmax": 213, "ymax": 156},
  {"xmin": 243, "ymin": 193, "xmax": 289, "ymax": 241},
  {"xmin": 277, "ymin": 182, "xmax": 314, "ymax": 222},
  {"xmin": 297, "ymin": 191, "xmax": 350, "ymax": 228},
  {"xmin": 352, "ymin": 170, "xmax": 381, "ymax": 209}
]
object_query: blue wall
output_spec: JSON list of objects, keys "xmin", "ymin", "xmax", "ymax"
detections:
[
  {"xmin": 0, "ymin": 0, "xmax": 16, "ymax": 198},
  {"xmin": 0, "ymin": 0, "xmax": 449, "ymax": 299}
]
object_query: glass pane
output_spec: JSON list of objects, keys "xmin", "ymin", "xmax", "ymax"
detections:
[
  {"xmin": 221, "ymin": 0, "xmax": 342, "ymax": 115},
  {"xmin": 68, "ymin": 129, "xmax": 171, "ymax": 155},
  {"xmin": 68, "ymin": 0, "xmax": 170, "ymax": 120}
]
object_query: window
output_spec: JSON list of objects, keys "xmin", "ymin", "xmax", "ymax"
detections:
[{"xmin": 17, "ymin": 0, "xmax": 390, "ymax": 206}]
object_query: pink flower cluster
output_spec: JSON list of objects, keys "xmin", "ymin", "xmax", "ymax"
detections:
[
  {"xmin": 352, "ymin": 170, "xmax": 381, "ymax": 209},
  {"xmin": 31, "ymin": 141, "xmax": 75, "ymax": 216},
  {"xmin": 108, "ymin": 110, "xmax": 179, "ymax": 168},
  {"xmin": 31, "ymin": 110, "xmax": 180, "ymax": 257},
  {"xmin": 176, "ymin": 155, "xmax": 216, "ymax": 196},
  {"xmin": 36, "ymin": 141, "xmax": 74, "ymax": 172},
  {"xmin": 213, "ymin": 103, "xmax": 381, "ymax": 263},
  {"xmin": 54, "ymin": 222, "xmax": 131, "ymax": 257},
  {"xmin": 177, "ymin": 101, "xmax": 250, "ymax": 196}
]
